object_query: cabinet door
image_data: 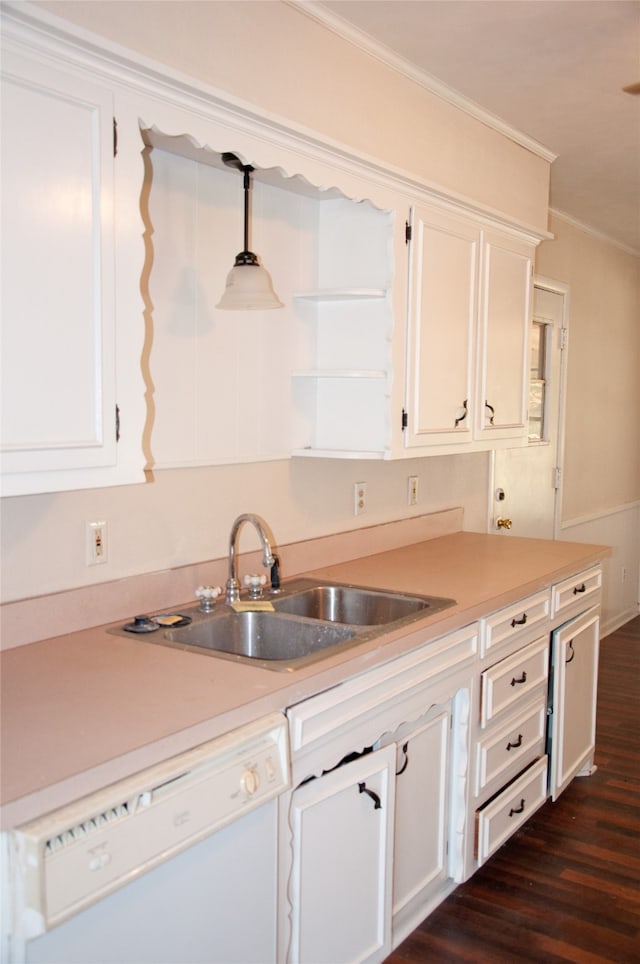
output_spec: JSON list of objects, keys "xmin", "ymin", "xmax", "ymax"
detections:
[
  {"xmin": 393, "ymin": 705, "xmax": 451, "ymax": 923},
  {"xmin": 1, "ymin": 50, "xmax": 117, "ymax": 494},
  {"xmin": 288, "ymin": 745, "xmax": 395, "ymax": 964},
  {"xmin": 404, "ymin": 206, "xmax": 478, "ymax": 448},
  {"xmin": 549, "ymin": 606, "xmax": 600, "ymax": 800},
  {"xmin": 475, "ymin": 229, "xmax": 534, "ymax": 442}
]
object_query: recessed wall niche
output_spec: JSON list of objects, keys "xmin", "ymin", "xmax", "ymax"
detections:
[{"xmin": 140, "ymin": 131, "xmax": 394, "ymax": 469}]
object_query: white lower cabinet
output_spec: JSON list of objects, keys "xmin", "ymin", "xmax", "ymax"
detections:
[
  {"xmin": 548, "ymin": 605, "xmax": 600, "ymax": 800},
  {"xmin": 471, "ymin": 632, "xmax": 550, "ymax": 872},
  {"xmin": 280, "ymin": 567, "xmax": 604, "ymax": 960},
  {"xmin": 474, "ymin": 696, "xmax": 547, "ymax": 799},
  {"xmin": 389, "ymin": 704, "xmax": 452, "ymax": 934},
  {"xmin": 287, "ymin": 745, "xmax": 396, "ymax": 964},
  {"xmin": 281, "ymin": 624, "xmax": 478, "ymax": 963},
  {"xmin": 475, "ymin": 756, "xmax": 548, "ymax": 864}
]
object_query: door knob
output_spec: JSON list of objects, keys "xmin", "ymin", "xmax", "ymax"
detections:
[{"xmin": 496, "ymin": 518, "xmax": 512, "ymax": 530}]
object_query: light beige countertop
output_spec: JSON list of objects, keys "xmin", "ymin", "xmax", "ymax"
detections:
[{"xmin": 0, "ymin": 531, "xmax": 608, "ymax": 830}]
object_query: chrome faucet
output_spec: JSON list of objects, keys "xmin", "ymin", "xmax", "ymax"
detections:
[{"xmin": 226, "ymin": 514, "xmax": 275, "ymax": 603}]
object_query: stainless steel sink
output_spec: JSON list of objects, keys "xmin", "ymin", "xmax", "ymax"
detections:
[
  {"xmin": 122, "ymin": 579, "xmax": 455, "ymax": 672},
  {"xmin": 271, "ymin": 584, "xmax": 439, "ymax": 625},
  {"xmin": 165, "ymin": 610, "xmax": 356, "ymax": 664}
]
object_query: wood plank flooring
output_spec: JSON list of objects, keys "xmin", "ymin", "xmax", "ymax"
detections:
[{"xmin": 386, "ymin": 616, "xmax": 640, "ymax": 964}]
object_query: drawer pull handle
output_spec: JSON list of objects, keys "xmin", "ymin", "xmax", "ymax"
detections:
[
  {"xmin": 573, "ymin": 583, "xmax": 587, "ymax": 594},
  {"xmin": 511, "ymin": 614, "xmax": 527, "ymax": 627},
  {"xmin": 510, "ymin": 671, "xmax": 527, "ymax": 687},
  {"xmin": 509, "ymin": 798, "xmax": 525, "ymax": 817},
  {"xmin": 396, "ymin": 742, "xmax": 410, "ymax": 776},
  {"xmin": 506, "ymin": 734, "xmax": 523, "ymax": 751},
  {"xmin": 565, "ymin": 640, "xmax": 575, "ymax": 664},
  {"xmin": 358, "ymin": 782, "xmax": 382, "ymax": 810}
]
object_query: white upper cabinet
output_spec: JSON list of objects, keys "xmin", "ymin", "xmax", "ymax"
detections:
[
  {"xmin": 404, "ymin": 206, "xmax": 478, "ymax": 449},
  {"xmin": 0, "ymin": 6, "xmax": 545, "ymax": 486},
  {"xmin": 404, "ymin": 204, "xmax": 536, "ymax": 455},
  {"xmin": 475, "ymin": 229, "xmax": 534, "ymax": 443},
  {"xmin": 0, "ymin": 31, "xmax": 146, "ymax": 496},
  {"xmin": 291, "ymin": 198, "xmax": 398, "ymax": 459}
]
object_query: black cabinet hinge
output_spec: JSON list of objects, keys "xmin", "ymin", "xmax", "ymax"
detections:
[
  {"xmin": 115, "ymin": 404, "xmax": 120, "ymax": 442},
  {"xmin": 401, "ymin": 408, "xmax": 408, "ymax": 431},
  {"xmin": 113, "ymin": 117, "xmax": 118, "ymax": 158},
  {"xmin": 405, "ymin": 221, "xmax": 412, "ymax": 244}
]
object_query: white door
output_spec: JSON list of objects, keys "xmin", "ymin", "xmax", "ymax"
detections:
[
  {"xmin": 392, "ymin": 705, "xmax": 451, "ymax": 921},
  {"xmin": 1, "ymin": 49, "xmax": 117, "ymax": 489},
  {"xmin": 288, "ymin": 745, "xmax": 395, "ymax": 964},
  {"xmin": 548, "ymin": 606, "xmax": 600, "ymax": 800},
  {"xmin": 490, "ymin": 279, "xmax": 568, "ymax": 537},
  {"xmin": 404, "ymin": 204, "xmax": 478, "ymax": 449}
]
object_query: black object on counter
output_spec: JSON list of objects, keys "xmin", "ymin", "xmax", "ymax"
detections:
[{"xmin": 123, "ymin": 614, "xmax": 192, "ymax": 633}]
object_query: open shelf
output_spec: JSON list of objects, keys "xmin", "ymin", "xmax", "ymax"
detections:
[{"xmin": 293, "ymin": 288, "xmax": 387, "ymax": 302}]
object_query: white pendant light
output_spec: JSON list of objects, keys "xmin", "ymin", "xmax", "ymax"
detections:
[{"xmin": 216, "ymin": 153, "xmax": 283, "ymax": 310}]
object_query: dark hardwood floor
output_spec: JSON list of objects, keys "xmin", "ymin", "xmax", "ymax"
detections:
[{"xmin": 386, "ymin": 615, "xmax": 640, "ymax": 964}]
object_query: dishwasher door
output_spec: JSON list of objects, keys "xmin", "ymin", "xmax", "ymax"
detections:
[
  {"xmin": 8, "ymin": 713, "xmax": 289, "ymax": 964},
  {"xmin": 21, "ymin": 800, "xmax": 278, "ymax": 964}
]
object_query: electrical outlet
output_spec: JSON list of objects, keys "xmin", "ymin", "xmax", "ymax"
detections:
[
  {"xmin": 87, "ymin": 521, "xmax": 108, "ymax": 566},
  {"xmin": 621, "ymin": 566, "xmax": 628, "ymax": 584},
  {"xmin": 354, "ymin": 482, "xmax": 367, "ymax": 516},
  {"xmin": 408, "ymin": 476, "xmax": 419, "ymax": 506}
]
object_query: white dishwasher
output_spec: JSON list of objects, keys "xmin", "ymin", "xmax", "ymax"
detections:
[{"xmin": 5, "ymin": 713, "xmax": 289, "ymax": 964}]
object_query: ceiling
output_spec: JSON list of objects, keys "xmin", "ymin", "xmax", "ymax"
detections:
[{"xmin": 314, "ymin": 0, "xmax": 640, "ymax": 254}]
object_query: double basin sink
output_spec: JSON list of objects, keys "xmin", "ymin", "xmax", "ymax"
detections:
[{"xmin": 155, "ymin": 580, "xmax": 455, "ymax": 671}]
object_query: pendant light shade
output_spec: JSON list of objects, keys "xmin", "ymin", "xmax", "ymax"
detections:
[{"xmin": 216, "ymin": 153, "xmax": 283, "ymax": 310}]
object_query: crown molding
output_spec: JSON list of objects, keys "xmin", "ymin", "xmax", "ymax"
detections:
[
  {"xmin": 550, "ymin": 208, "xmax": 640, "ymax": 259},
  {"xmin": 290, "ymin": 1, "xmax": 556, "ymax": 164}
]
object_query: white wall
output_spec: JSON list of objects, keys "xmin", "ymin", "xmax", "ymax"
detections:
[
  {"xmin": 536, "ymin": 213, "xmax": 640, "ymax": 631},
  {"xmin": 0, "ymin": 454, "xmax": 490, "ymax": 601}
]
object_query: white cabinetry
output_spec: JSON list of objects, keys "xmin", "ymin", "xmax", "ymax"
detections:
[
  {"xmin": 469, "ymin": 589, "xmax": 552, "ymax": 873},
  {"xmin": 549, "ymin": 586, "xmax": 601, "ymax": 801},
  {"xmin": 291, "ymin": 199, "xmax": 397, "ymax": 458},
  {"xmin": 469, "ymin": 566, "xmax": 603, "ymax": 872},
  {"xmin": 404, "ymin": 206, "xmax": 477, "ymax": 448},
  {"xmin": 475, "ymin": 229, "xmax": 534, "ymax": 443},
  {"xmin": 389, "ymin": 703, "xmax": 452, "ymax": 930},
  {"xmin": 281, "ymin": 624, "xmax": 477, "ymax": 963},
  {"xmin": 288, "ymin": 745, "xmax": 396, "ymax": 964},
  {"xmin": 0, "ymin": 34, "xmax": 145, "ymax": 496},
  {"xmin": 405, "ymin": 204, "xmax": 535, "ymax": 453}
]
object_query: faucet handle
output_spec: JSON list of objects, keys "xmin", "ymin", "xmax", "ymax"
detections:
[
  {"xmin": 195, "ymin": 585, "xmax": 222, "ymax": 612},
  {"xmin": 243, "ymin": 574, "xmax": 266, "ymax": 599}
]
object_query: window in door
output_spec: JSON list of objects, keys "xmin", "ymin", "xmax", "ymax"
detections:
[{"xmin": 528, "ymin": 320, "xmax": 550, "ymax": 441}]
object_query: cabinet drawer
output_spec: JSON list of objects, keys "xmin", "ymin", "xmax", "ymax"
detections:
[
  {"xmin": 288, "ymin": 624, "xmax": 477, "ymax": 759},
  {"xmin": 552, "ymin": 566, "xmax": 602, "ymax": 619},
  {"xmin": 474, "ymin": 697, "xmax": 547, "ymax": 797},
  {"xmin": 481, "ymin": 589, "xmax": 550, "ymax": 660},
  {"xmin": 475, "ymin": 756, "xmax": 548, "ymax": 864},
  {"xmin": 480, "ymin": 636, "xmax": 549, "ymax": 727}
]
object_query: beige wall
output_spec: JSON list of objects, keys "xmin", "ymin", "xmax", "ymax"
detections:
[
  {"xmin": 0, "ymin": 455, "xmax": 491, "ymax": 602},
  {"xmin": 536, "ymin": 214, "xmax": 640, "ymax": 523},
  {"xmin": 37, "ymin": 0, "xmax": 550, "ymax": 231}
]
